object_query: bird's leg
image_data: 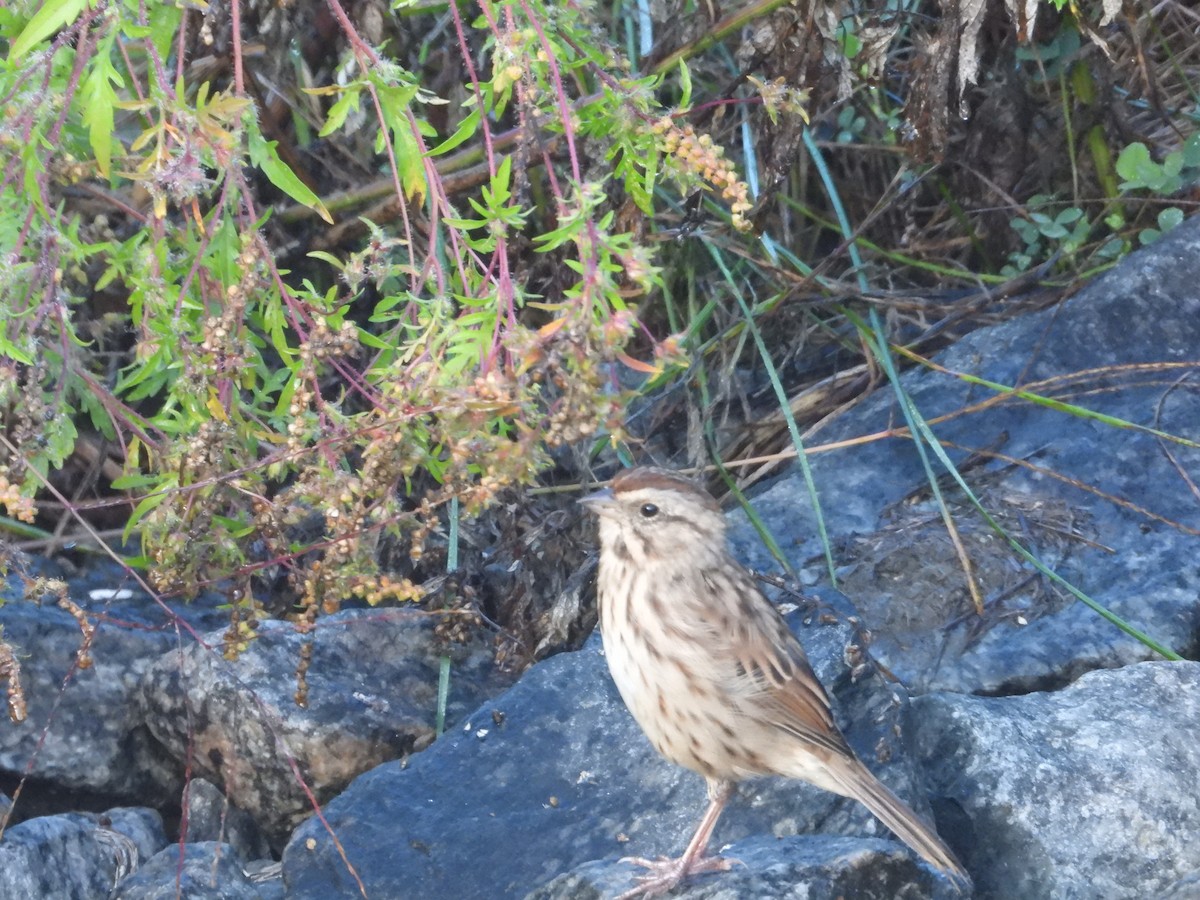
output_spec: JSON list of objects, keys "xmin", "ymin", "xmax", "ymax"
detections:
[{"xmin": 616, "ymin": 779, "xmax": 739, "ymax": 899}]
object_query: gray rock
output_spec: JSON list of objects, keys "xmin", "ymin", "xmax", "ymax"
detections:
[
  {"xmin": 910, "ymin": 661, "xmax": 1200, "ymax": 899},
  {"xmin": 0, "ymin": 806, "xmax": 167, "ymax": 899},
  {"xmin": 110, "ymin": 841, "xmax": 268, "ymax": 899},
  {"xmin": 0, "ymin": 815, "xmax": 115, "ymax": 899},
  {"xmin": 726, "ymin": 215, "xmax": 1200, "ymax": 694},
  {"xmin": 95, "ymin": 807, "xmax": 169, "ymax": 870},
  {"xmin": 1164, "ymin": 869, "xmax": 1200, "ymax": 900},
  {"xmin": 182, "ymin": 778, "xmax": 272, "ymax": 862},
  {"xmin": 138, "ymin": 608, "xmax": 504, "ymax": 843},
  {"xmin": 281, "ymin": 598, "xmax": 961, "ymax": 899},
  {"xmin": 528, "ymin": 835, "xmax": 961, "ymax": 899},
  {"xmin": 0, "ymin": 560, "xmax": 228, "ymax": 804}
]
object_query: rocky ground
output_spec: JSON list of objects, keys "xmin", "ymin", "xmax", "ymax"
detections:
[{"xmin": 4, "ymin": 219, "xmax": 1200, "ymax": 898}]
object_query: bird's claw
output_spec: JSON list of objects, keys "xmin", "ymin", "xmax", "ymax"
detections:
[{"xmin": 613, "ymin": 853, "xmax": 737, "ymax": 898}]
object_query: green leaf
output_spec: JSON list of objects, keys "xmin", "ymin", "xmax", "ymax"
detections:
[
  {"xmin": 142, "ymin": 3, "xmax": 182, "ymax": 60},
  {"xmin": 81, "ymin": 42, "xmax": 124, "ymax": 177},
  {"xmin": 1115, "ymin": 142, "xmax": 1177, "ymax": 192},
  {"xmin": 44, "ymin": 415, "xmax": 78, "ymax": 469},
  {"xmin": 394, "ymin": 119, "xmax": 428, "ymax": 202},
  {"xmin": 1096, "ymin": 236, "xmax": 1126, "ymax": 260},
  {"xmin": 22, "ymin": 135, "xmax": 48, "ymax": 218},
  {"xmin": 110, "ymin": 473, "xmax": 160, "ymax": 490},
  {"xmin": 677, "ymin": 60, "xmax": 692, "ymax": 109},
  {"xmin": 307, "ymin": 250, "xmax": 344, "ymax": 270},
  {"xmin": 492, "ymin": 154, "xmax": 513, "ymax": 200},
  {"xmin": 9, "ymin": 0, "xmax": 88, "ymax": 60},
  {"xmin": 426, "ymin": 107, "xmax": 480, "ymax": 157},
  {"xmin": 1182, "ymin": 134, "xmax": 1200, "ymax": 168},
  {"xmin": 839, "ymin": 30, "xmax": 862, "ymax": 60},
  {"xmin": 374, "ymin": 80, "xmax": 428, "ymax": 202},
  {"xmin": 246, "ymin": 118, "xmax": 333, "ymax": 223},
  {"xmin": 1115, "ymin": 142, "xmax": 1152, "ymax": 181},
  {"xmin": 212, "ymin": 514, "xmax": 255, "ymax": 537},
  {"xmin": 356, "ymin": 328, "xmax": 393, "ymax": 350},
  {"xmin": 0, "ymin": 332, "xmax": 35, "ymax": 365},
  {"xmin": 319, "ymin": 87, "xmax": 362, "ymax": 138},
  {"xmin": 123, "ymin": 478, "xmax": 177, "ymax": 546},
  {"xmin": 77, "ymin": 383, "xmax": 115, "ymax": 438},
  {"xmin": 259, "ymin": 288, "xmax": 294, "ymax": 363},
  {"xmin": 1157, "ymin": 207, "xmax": 1184, "ymax": 231}
]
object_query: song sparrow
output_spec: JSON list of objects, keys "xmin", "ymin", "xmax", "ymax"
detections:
[{"xmin": 581, "ymin": 466, "xmax": 967, "ymax": 897}]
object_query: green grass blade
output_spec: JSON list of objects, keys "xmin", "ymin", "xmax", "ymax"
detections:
[
  {"xmin": 703, "ymin": 244, "xmax": 837, "ymax": 585},
  {"xmin": 436, "ymin": 495, "xmax": 459, "ymax": 736},
  {"xmin": 858, "ymin": 307, "xmax": 1181, "ymax": 661}
]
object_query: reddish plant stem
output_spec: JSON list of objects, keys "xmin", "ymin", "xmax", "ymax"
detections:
[{"xmin": 230, "ymin": 0, "xmax": 245, "ymax": 95}]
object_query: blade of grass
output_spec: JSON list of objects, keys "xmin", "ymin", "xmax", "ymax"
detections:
[
  {"xmin": 802, "ymin": 127, "xmax": 867, "ymax": 289},
  {"xmin": 688, "ymin": 315, "xmax": 796, "ymax": 578},
  {"xmin": 893, "ymin": 346, "xmax": 1200, "ymax": 450},
  {"xmin": 804, "ymin": 131, "xmax": 982, "ymax": 608},
  {"xmin": 436, "ymin": 495, "xmax": 458, "ymax": 736},
  {"xmin": 702, "ymin": 243, "xmax": 837, "ymax": 585},
  {"xmin": 856, "ymin": 307, "xmax": 1181, "ymax": 660}
]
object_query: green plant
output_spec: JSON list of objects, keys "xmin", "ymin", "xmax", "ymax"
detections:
[
  {"xmin": 1002, "ymin": 195, "xmax": 1090, "ymax": 276},
  {"xmin": 0, "ymin": 0, "xmax": 1193, "ymax": 681},
  {"xmin": 1115, "ymin": 135, "xmax": 1200, "ymax": 194},
  {"xmin": 0, "ymin": 0, "xmax": 754, "ymax": 638},
  {"xmin": 1114, "ymin": 136, "xmax": 1200, "ymax": 245},
  {"xmin": 834, "ymin": 105, "xmax": 867, "ymax": 144},
  {"xmin": 1137, "ymin": 207, "xmax": 1186, "ymax": 245}
]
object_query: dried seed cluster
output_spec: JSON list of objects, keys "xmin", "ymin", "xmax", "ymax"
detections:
[
  {"xmin": 0, "ymin": 469, "xmax": 34, "ymax": 524},
  {"xmin": 651, "ymin": 117, "xmax": 752, "ymax": 231}
]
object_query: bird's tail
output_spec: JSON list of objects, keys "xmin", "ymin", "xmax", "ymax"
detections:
[{"xmin": 829, "ymin": 758, "xmax": 969, "ymax": 884}]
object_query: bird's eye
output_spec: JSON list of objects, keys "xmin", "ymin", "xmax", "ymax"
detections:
[{"xmin": 639, "ymin": 503, "xmax": 659, "ymax": 518}]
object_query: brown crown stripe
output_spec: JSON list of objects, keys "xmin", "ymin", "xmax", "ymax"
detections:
[{"xmin": 610, "ymin": 467, "xmax": 720, "ymax": 512}]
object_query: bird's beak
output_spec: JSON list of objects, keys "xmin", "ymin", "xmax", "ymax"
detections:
[{"xmin": 579, "ymin": 486, "xmax": 615, "ymax": 514}]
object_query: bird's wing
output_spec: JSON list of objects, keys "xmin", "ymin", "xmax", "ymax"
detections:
[{"xmin": 707, "ymin": 565, "xmax": 851, "ymax": 757}]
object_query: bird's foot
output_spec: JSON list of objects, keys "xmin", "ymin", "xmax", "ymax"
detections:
[{"xmin": 614, "ymin": 852, "xmax": 737, "ymax": 899}]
